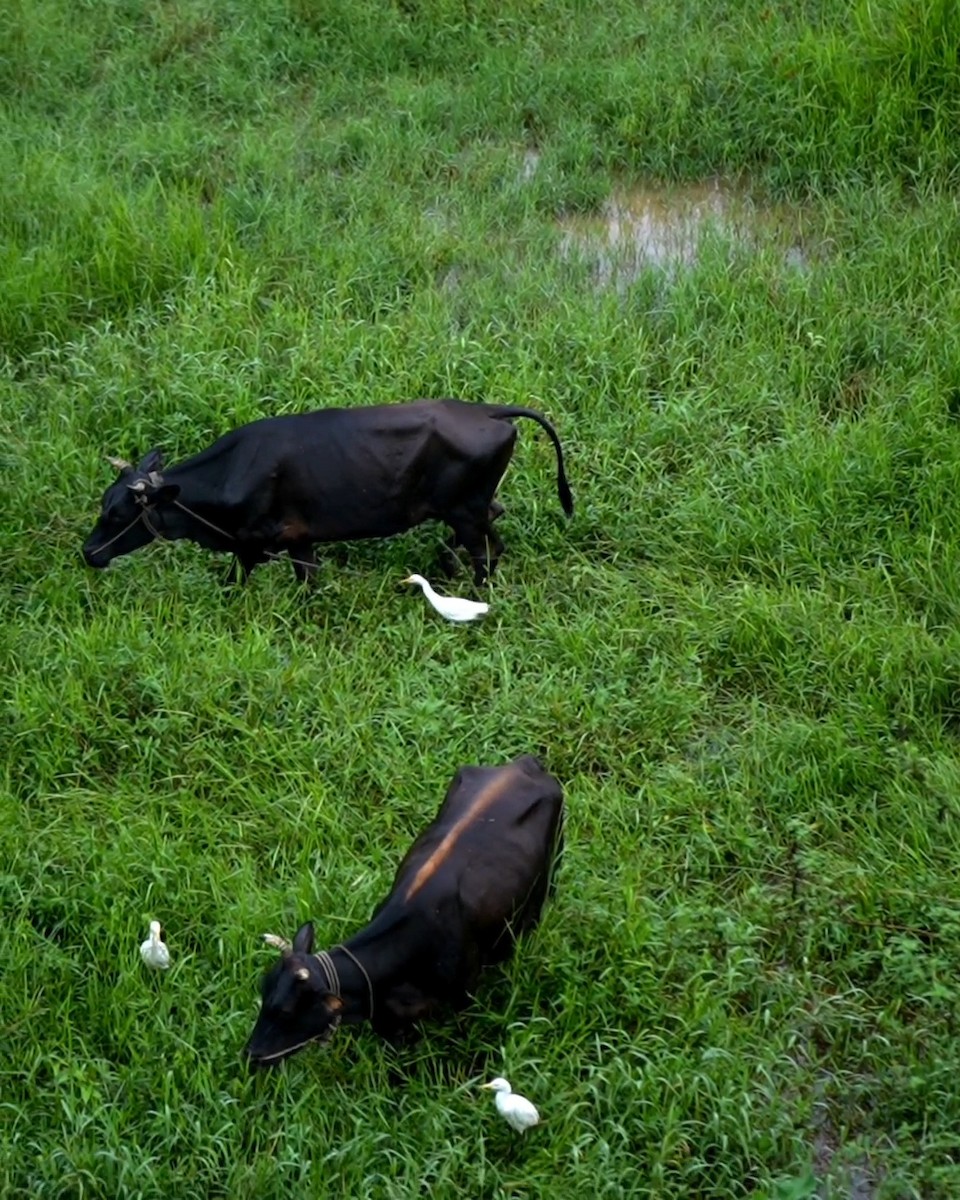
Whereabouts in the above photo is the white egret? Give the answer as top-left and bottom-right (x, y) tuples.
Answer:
(140, 920), (171, 970)
(402, 574), (489, 623)
(483, 1077), (540, 1133)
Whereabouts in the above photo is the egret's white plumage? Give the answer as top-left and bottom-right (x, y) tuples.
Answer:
(140, 920), (170, 970)
(483, 1077), (540, 1133)
(403, 574), (489, 623)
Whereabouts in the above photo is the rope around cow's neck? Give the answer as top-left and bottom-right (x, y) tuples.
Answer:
(315, 945), (374, 1021)
(336, 944), (375, 1022)
(314, 949), (341, 997)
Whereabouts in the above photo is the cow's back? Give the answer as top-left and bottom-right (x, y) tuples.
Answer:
(206, 401), (513, 541)
(393, 756), (563, 925)
(204, 400), (505, 460)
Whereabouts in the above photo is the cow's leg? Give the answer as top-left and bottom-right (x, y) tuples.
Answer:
(441, 502), (503, 581)
(477, 528), (505, 585)
(287, 542), (318, 584)
(437, 515), (503, 578)
(459, 439), (513, 582)
(454, 516), (504, 586)
(378, 1020), (424, 1048)
(436, 530), (461, 579)
(442, 503), (503, 577)
(223, 547), (266, 586)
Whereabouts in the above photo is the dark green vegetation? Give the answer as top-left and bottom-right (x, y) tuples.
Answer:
(3, 0), (960, 1195)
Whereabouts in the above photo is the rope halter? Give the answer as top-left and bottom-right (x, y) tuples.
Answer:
(316, 945), (375, 1022)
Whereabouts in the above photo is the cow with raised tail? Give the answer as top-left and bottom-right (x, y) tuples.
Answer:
(81, 399), (573, 586)
(245, 755), (564, 1067)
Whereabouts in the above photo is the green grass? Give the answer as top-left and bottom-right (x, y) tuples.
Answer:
(3, 1), (960, 1196)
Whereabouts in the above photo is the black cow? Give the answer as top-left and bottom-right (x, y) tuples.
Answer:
(245, 755), (564, 1067)
(82, 399), (573, 585)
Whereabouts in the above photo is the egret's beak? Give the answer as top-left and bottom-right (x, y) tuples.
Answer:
(481, 1082), (495, 1090)
(401, 576), (414, 584)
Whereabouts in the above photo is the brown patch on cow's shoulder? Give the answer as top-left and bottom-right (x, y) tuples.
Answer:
(404, 768), (517, 902)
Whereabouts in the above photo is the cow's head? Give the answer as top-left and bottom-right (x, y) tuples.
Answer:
(82, 450), (181, 567)
(245, 922), (344, 1069)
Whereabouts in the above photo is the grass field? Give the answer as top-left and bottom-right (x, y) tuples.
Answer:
(3, 1), (960, 1196)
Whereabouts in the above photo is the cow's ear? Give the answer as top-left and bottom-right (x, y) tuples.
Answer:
(292, 922), (315, 955)
(137, 449), (164, 474)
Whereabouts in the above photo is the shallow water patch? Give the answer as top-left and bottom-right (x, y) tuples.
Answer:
(559, 179), (814, 286)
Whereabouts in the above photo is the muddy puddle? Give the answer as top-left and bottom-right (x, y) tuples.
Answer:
(558, 178), (814, 285)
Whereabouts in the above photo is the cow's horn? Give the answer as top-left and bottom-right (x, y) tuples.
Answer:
(106, 456), (132, 472)
(128, 479), (148, 494)
(295, 967), (310, 981)
(262, 933), (291, 952)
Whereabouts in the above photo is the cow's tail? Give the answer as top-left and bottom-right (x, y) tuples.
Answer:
(487, 406), (574, 517)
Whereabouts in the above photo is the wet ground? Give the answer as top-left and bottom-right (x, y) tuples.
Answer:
(557, 178), (815, 284)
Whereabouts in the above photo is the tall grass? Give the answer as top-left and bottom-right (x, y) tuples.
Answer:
(3, 1), (960, 1196)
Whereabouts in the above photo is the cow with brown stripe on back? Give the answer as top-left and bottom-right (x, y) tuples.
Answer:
(245, 755), (564, 1066)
